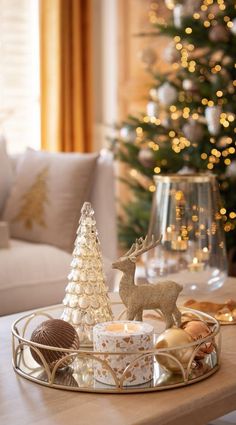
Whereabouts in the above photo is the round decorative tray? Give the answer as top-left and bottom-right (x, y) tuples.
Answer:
(12, 303), (221, 394)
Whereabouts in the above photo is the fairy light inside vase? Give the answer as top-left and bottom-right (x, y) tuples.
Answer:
(188, 257), (204, 272)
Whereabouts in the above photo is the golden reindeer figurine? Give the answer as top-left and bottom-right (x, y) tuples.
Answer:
(112, 235), (182, 328)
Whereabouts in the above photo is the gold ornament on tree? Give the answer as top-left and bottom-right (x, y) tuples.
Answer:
(14, 166), (49, 229)
(61, 202), (113, 346)
(112, 235), (182, 328)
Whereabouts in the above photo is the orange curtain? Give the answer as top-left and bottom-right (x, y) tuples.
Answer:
(40, 0), (93, 152)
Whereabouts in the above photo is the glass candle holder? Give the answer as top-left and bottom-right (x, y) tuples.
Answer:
(146, 174), (227, 294)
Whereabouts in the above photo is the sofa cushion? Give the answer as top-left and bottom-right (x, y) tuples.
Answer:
(3, 149), (98, 252)
(0, 137), (13, 217)
(0, 239), (116, 315)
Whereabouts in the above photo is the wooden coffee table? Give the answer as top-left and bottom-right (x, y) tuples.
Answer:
(1, 278), (236, 425)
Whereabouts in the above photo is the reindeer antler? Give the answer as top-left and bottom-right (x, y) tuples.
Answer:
(128, 235), (161, 258)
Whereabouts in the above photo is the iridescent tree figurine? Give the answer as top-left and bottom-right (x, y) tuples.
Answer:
(61, 202), (113, 346)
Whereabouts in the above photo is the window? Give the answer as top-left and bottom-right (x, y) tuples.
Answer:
(0, 0), (40, 153)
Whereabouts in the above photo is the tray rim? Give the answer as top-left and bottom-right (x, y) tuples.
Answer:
(12, 362), (220, 394)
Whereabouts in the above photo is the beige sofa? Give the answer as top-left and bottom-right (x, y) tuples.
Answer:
(0, 149), (117, 315)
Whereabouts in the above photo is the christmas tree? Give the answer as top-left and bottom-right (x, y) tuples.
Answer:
(114, 0), (236, 255)
(61, 202), (113, 346)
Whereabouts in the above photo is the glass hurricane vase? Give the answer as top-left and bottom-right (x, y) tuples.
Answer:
(146, 174), (227, 294)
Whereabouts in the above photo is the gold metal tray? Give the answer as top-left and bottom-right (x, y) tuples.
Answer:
(12, 304), (221, 394)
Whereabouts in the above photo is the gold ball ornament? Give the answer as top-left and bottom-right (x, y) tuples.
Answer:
(155, 328), (194, 373)
(182, 320), (213, 359)
(30, 319), (80, 370)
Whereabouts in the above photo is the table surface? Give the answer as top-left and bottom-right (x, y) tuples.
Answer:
(1, 278), (236, 425)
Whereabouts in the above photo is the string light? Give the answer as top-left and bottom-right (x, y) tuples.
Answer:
(220, 208), (227, 215)
(136, 127), (143, 136)
(149, 185), (156, 192)
(185, 27), (192, 34)
(207, 163), (214, 169)
(154, 166), (161, 174)
(188, 44), (195, 51)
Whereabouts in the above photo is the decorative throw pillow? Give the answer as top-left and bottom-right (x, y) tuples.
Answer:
(0, 136), (13, 217)
(3, 149), (98, 252)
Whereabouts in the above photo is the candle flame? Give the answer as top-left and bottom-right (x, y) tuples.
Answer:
(203, 247), (208, 253)
(193, 257), (198, 264)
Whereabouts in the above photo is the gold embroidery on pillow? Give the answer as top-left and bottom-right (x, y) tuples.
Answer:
(14, 166), (49, 229)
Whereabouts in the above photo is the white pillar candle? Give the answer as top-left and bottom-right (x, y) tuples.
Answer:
(93, 321), (154, 387)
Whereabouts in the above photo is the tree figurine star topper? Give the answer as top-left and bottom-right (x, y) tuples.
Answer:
(61, 202), (113, 346)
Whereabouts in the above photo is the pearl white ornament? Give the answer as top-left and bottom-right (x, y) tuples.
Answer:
(226, 161), (236, 177)
(205, 106), (222, 136)
(120, 126), (135, 142)
(230, 18), (236, 35)
(163, 42), (180, 63)
(183, 120), (204, 143)
(178, 166), (195, 175)
(182, 79), (197, 91)
(209, 25), (229, 43)
(157, 82), (178, 106)
(149, 87), (159, 101)
(138, 148), (155, 168)
(173, 4), (186, 28)
(146, 101), (159, 117)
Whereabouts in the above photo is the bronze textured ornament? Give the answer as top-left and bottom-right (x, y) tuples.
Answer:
(112, 235), (182, 328)
(30, 319), (80, 370)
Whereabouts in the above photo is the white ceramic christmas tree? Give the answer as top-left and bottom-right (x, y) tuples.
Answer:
(61, 202), (113, 346)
